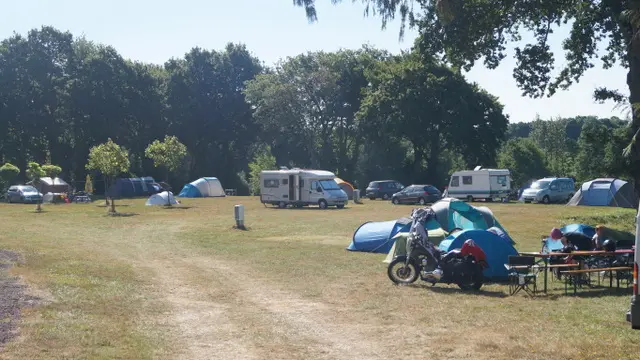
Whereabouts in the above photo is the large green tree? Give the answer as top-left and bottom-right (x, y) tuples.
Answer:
(86, 138), (130, 213)
(357, 51), (508, 186)
(295, 0), (640, 189)
(244, 47), (389, 180)
(497, 138), (548, 189)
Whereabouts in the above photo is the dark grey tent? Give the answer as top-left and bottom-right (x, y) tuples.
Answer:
(567, 178), (638, 209)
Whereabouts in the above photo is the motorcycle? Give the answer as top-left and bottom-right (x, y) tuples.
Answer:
(386, 220), (487, 291)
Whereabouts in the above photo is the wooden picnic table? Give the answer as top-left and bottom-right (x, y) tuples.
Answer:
(517, 249), (635, 293)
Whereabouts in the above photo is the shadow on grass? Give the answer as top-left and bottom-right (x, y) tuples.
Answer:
(96, 204), (130, 208)
(265, 206), (351, 211)
(105, 212), (138, 217)
(539, 287), (633, 300)
(406, 283), (509, 298)
(160, 206), (193, 210)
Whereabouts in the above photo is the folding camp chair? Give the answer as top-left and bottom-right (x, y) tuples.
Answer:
(507, 255), (538, 296)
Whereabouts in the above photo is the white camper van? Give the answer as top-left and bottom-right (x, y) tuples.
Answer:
(446, 167), (511, 202)
(260, 169), (348, 209)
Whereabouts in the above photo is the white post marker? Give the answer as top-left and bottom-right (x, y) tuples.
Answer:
(353, 189), (361, 204)
(234, 204), (245, 229)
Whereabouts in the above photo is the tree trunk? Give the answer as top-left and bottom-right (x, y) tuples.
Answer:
(429, 134), (441, 187)
(627, 21), (640, 196)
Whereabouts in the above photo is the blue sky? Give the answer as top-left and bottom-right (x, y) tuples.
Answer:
(1, 0), (630, 123)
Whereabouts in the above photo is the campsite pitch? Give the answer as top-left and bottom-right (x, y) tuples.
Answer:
(0, 198), (638, 359)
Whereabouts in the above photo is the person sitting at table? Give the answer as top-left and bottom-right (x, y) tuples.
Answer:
(549, 228), (593, 280)
(550, 228), (593, 251)
(592, 225), (607, 250)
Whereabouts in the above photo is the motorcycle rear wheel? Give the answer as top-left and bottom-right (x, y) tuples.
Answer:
(387, 257), (419, 285)
(457, 268), (484, 291)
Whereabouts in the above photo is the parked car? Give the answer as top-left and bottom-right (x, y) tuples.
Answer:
(392, 185), (441, 205)
(6, 185), (43, 203)
(366, 180), (404, 200)
(521, 177), (575, 204)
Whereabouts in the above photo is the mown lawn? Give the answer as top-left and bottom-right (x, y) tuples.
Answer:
(0, 197), (637, 359)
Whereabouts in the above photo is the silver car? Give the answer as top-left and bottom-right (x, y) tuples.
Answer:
(521, 177), (575, 204)
(6, 185), (43, 203)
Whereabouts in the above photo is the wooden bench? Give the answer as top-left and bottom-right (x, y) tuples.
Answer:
(561, 267), (633, 295)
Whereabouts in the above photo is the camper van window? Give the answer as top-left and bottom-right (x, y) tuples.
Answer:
(264, 179), (279, 188)
(282, 179), (288, 185)
(451, 176), (459, 187)
(462, 176), (473, 185)
(319, 180), (340, 190)
(497, 175), (507, 186)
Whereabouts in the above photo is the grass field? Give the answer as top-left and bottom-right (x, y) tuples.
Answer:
(0, 197), (638, 359)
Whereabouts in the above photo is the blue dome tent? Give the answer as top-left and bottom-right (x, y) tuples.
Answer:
(347, 217), (444, 253)
(347, 198), (514, 253)
(567, 178), (638, 209)
(178, 177), (225, 198)
(438, 229), (519, 281)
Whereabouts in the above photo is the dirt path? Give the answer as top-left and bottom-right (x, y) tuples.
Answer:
(140, 253), (388, 360)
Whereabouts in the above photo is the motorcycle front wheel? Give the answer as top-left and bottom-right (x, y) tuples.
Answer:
(387, 256), (419, 285)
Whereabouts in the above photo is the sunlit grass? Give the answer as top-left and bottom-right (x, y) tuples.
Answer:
(0, 198), (637, 359)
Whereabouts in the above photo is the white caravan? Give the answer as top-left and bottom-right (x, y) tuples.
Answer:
(446, 167), (511, 202)
(260, 169), (348, 209)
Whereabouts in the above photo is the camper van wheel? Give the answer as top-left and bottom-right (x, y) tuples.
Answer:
(466, 195), (473, 202)
(318, 200), (328, 209)
(278, 201), (287, 209)
(542, 195), (550, 204)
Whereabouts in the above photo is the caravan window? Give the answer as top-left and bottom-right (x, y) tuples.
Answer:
(497, 175), (507, 186)
(451, 176), (459, 187)
(462, 176), (473, 185)
(282, 179), (288, 185)
(264, 179), (279, 188)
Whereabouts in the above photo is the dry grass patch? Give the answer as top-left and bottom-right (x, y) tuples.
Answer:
(0, 198), (638, 359)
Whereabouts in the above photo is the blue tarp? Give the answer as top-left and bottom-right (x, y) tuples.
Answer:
(543, 223), (595, 251)
(438, 229), (519, 281)
(347, 218), (443, 253)
(108, 177), (160, 198)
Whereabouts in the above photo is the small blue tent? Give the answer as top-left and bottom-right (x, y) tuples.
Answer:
(567, 178), (638, 209)
(178, 177), (226, 198)
(108, 177), (160, 198)
(438, 229), (519, 281)
(347, 217), (443, 253)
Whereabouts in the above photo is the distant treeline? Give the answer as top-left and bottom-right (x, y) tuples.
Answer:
(0, 27), (634, 194)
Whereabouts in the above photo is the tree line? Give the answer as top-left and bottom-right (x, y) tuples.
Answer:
(498, 116), (632, 189)
(0, 26), (634, 196)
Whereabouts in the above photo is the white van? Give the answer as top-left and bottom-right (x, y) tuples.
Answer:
(260, 169), (348, 209)
(447, 167), (511, 202)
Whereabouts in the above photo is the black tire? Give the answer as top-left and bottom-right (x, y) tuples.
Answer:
(278, 201), (287, 209)
(387, 256), (419, 285)
(392, 197), (400, 205)
(542, 195), (550, 204)
(336, 204), (345, 209)
(382, 193), (390, 200)
(457, 267), (484, 291)
(318, 199), (328, 209)
(418, 197), (426, 205)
